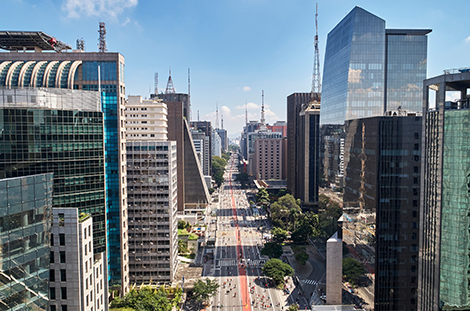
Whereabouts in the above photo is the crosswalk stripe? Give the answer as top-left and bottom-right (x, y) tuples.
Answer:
(301, 279), (318, 285)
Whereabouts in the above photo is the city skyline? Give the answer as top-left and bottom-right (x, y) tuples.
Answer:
(1, 0), (469, 136)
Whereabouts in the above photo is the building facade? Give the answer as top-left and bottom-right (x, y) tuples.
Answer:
(211, 129), (222, 157)
(0, 173), (52, 311)
(49, 208), (107, 311)
(215, 128), (228, 152)
(286, 92), (320, 206)
(418, 70), (470, 311)
(343, 114), (422, 310)
(0, 46), (129, 292)
(125, 96), (179, 284)
(254, 137), (283, 180)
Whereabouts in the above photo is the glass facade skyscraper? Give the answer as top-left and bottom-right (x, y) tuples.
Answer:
(0, 173), (52, 311)
(321, 6), (430, 126)
(0, 51), (129, 293)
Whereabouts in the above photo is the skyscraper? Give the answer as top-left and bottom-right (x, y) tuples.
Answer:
(286, 92), (320, 206)
(419, 70), (470, 310)
(0, 32), (129, 292)
(320, 7), (430, 187)
(0, 173), (52, 311)
(125, 96), (178, 285)
(343, 113), (422, 310)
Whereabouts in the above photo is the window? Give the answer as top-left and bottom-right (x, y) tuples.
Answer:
(59, 234), (65, 246)
(50, 269), (55, 282)
(61, 306), (67, 311)
(51, 233), (54, 246)
(60, 269), (66, 282)
(50, 305), (56, 311)
(61, 287), (67, 299)
(58, 213), (65, 226)
(50, 252), (55, 263)
(50, 287), (56, 300)
(60, 251), (66, 263)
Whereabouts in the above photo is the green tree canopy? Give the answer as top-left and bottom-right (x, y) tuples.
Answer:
(260, 242), (283, 258)
(295, 251), (309, 266)
(110, 286), (180, 311)
(191, 278), (219, 303)
(212, 156), (227, 187)
(291, 212), (319, 244)
(256, 187), (269, 204)
(343, 258), (365, 285)
(318, 195), (343, 238)
(262, 258), (294, 286)
(271, 227), (288, 244)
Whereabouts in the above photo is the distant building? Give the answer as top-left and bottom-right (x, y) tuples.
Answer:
(212, 129), (222, 157)
(125, 96), (179, 285)
(267, 121), (287, 137)
(0, 173), (52, 311)
(216, 128), (229, 152)
(191, 130), (211, 176)
(152, 89), (209, 213)
(419, 70), (470, 310)
(254, 137), (284, 180)
(50, 208), (107, 311)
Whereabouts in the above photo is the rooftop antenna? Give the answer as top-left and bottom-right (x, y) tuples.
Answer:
(216, 102), (219, 129)
(188, 68), (191, 120)
(245, 100), (248, 125)
(221, 114), (224, 129)
(260, 90), (266, 126)
(154, 72), (158, 94)
(98, 22), (107, 53)
(165, 67), (176, 94)
(312, 3), (321, 95)
(197, 110), (200, 121)
(76, 37), (85, 51)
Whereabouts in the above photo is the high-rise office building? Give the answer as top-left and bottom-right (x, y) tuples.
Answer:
(191, 130), (211, 176)
(152, 91), (209, 213)
(343, 113), (422, 310)
(49, 208), (107, 311)
(212, 129), (222, 157)
(0, 173), (52, 311)
(216, 128), (228, 152)
(0, 32), (128, 292)
(253, 137), (284, 180)
(267, 121), (287, 137)
(419, 70), (470, 311)
(286, 92), (320, 206)
(125, 96), (178, 285)
(320, 7), (430, 187)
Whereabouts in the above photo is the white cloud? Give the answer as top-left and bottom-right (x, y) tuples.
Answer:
(121, 17), (130, 26)
(465, 36), (470, 43)
(243, 86), (251, 92)
(235, 102), (259, 110)
(62, 0), (138, 19)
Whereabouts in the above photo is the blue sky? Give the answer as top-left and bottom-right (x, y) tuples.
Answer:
(1, 0), (469, 137)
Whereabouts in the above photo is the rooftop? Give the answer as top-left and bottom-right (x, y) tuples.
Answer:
(0, 31), (71, 52)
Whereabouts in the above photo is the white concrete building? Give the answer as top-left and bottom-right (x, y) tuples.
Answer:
(125, 95), (179, 285)
(211, 129), (222, 157)
(50, 208), (107, 311)
(191, 130), (210, 176)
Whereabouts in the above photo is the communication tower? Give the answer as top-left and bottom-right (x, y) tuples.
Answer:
(165, 67), (176, 94)
(98, 22), (107, 53)
(312, 3), (321, 95)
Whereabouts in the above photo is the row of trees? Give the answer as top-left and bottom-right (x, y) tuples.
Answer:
(110, 286), (182, 311)
(211, 156), (227, 187)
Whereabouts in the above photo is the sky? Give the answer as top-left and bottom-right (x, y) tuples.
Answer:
(1, 0), (469, 137)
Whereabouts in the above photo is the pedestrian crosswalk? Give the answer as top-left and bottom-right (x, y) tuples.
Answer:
(218, 259), (237, 266)
(301, 279), (319, 285)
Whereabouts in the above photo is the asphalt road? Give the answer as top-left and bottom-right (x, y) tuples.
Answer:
(202, 155), (295, 310)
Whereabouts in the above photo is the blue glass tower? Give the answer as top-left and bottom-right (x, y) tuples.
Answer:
(321, 6), (431, 125)
(0, 50), (129, 294)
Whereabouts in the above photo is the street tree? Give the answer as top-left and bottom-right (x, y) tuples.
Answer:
(287, 304), (299, 311)
(295, 251), (309, 266)
(256, 187), (269, 204)
(271, 227), (288, 244)
(110, 286), (178, 311)
(291, 212), (319, 244)
(262, 258), (294, 286)
(260, 242), (283, 258)
(192, 278), (219, 305)
(343, 258), (365, 285)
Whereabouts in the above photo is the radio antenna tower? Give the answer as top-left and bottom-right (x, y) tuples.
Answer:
(154, 73), (158, 94)
(98, 22), (107, 53)
(216, 102), (219, 129)
(260, 90), (266, 126)
(221, 114), (224, 129)
(165, 67), (176, 94)
(76, 37), (85, 51)
(311, 3), (321, 95)
(188, 68), (191, 120)
(245, 100), (248, 125)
